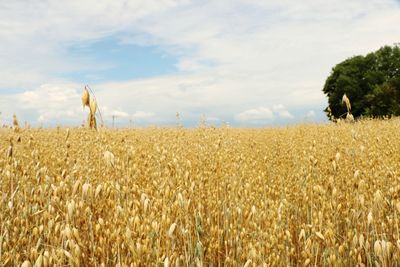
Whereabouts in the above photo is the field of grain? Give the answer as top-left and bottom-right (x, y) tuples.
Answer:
(1, 120), (400, 266)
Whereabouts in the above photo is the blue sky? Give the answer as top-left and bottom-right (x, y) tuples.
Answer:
(0, 0), (399, 127)
(65, 37), (179, 83)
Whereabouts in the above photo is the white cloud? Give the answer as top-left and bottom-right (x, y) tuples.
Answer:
(12, 84), (83, 124)
(235, 104), (294, 123)
(101, 106), (130, 118)
(0, 1), (176, 89)
(207, 116), (220, 122)
(132, 111), (155, 119)
(272, 104), (294, 119)
(306, 110), (316, 118)
(0, 0), (399, 125)
(111, 110), (129, 118)
(235, 107), (274, 122)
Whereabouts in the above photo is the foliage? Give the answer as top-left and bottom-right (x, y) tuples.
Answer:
(323, 45), (400, 120)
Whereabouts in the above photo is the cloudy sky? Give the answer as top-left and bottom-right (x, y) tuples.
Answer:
(0, 0), (399, 127)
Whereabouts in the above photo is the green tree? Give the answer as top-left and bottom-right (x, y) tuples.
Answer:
(323, 45), (400, 120)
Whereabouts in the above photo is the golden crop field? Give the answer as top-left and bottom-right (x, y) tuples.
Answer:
(1, 119), (400, 266)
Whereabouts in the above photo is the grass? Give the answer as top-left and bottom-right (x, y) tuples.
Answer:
(1, 119), (400, 266)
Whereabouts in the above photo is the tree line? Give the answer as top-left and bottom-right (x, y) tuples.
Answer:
(323, 45), (400, 120)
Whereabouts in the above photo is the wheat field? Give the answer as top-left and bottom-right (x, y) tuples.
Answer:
(1, 119), (400, 266)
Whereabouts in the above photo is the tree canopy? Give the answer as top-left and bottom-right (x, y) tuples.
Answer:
(323, 45), (400, 120)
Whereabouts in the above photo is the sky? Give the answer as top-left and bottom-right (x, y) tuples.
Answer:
(0, 0), (399, 127)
